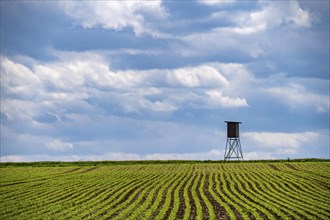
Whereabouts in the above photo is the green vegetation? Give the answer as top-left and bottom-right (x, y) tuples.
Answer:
(1, 161), (329, 219)
(1, 158), (328, 167)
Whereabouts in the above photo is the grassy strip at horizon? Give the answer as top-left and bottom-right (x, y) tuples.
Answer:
(1, 162), (329, 219)
(1, 158), (329, 167)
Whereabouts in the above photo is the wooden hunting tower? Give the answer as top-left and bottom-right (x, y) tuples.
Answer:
(224, 121), (243, 161)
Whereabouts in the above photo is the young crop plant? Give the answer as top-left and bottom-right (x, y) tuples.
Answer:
(166, 171), (191, 220)
(75, 168), (142, 219)
(207, 172), (234, 220)
(126, 169), (174, 220)
(142, 172), (181, 219)
(93, 170), (158, 219)
(112, 172), (167, 220)
(263, 172), (329, 219)
(153, 171), (185, 220)
(198, 169), (216, 220)
(240, 172), (286, 220)
(249, 171), (305, 219)
(225, 171), (263, 219)
(233, 171), (276, 220)
(218, 172), (251, 220)
(182, 169), (198, 220)
(190, 171), (203, 220)
(212, 170), (241, 219)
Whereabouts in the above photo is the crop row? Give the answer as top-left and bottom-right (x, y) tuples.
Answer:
(0, 162), (329, 219)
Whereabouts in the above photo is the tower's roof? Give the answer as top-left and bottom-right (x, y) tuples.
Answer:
(224, 121), (242, 124)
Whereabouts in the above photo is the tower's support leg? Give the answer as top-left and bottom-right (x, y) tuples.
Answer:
(224, 138), (243, 161)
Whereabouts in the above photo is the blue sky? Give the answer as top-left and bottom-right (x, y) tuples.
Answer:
(1, 0), (329, 162)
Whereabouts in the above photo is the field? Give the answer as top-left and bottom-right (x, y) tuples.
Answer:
(0, 161), (329, 219)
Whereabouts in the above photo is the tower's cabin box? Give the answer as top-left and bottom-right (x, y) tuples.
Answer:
(225, 121), (241, 138)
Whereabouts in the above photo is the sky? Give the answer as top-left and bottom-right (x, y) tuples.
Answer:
(0, 0), (329, 162)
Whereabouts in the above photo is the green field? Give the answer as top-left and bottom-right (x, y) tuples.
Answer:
(1, 161), (329, 219)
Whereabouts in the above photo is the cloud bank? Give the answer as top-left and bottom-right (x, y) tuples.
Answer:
(60, 1), (167, 36)
(1, 0), (329, 161)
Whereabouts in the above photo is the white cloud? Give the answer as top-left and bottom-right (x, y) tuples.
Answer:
(243, 131), (320, 152)
(214, 1), (311, 35)
(0, 149), (222, 162)
(266, 83), (330, 113)
(0, 56), (42, 97)
(59, 1), (167, 36)
(112, 93), (177, 114)
(1, 99), (38, 122)
(2, 54), (326, 121)
(246, 1), (311, 28)
(34, 55), (231, 91)
(242, 130), (329, 159)
(168, 65), (229, 88)
(213, 63), (256, 83)
(181, 1), (312, 60)
(179, 27), (265, 59)
(197, 0), (235, 6)
(46, 139), (74, 151)
(243, 151), (276, 160)
(1, 55), (247, 120)
(58, 0), (311, 39)
(0, 155), (27, 163)
(144, 149), (222, 160)
(1, 110), (226, 161)
(206, 90), (248, 108)
(1, 54), (327, 161)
